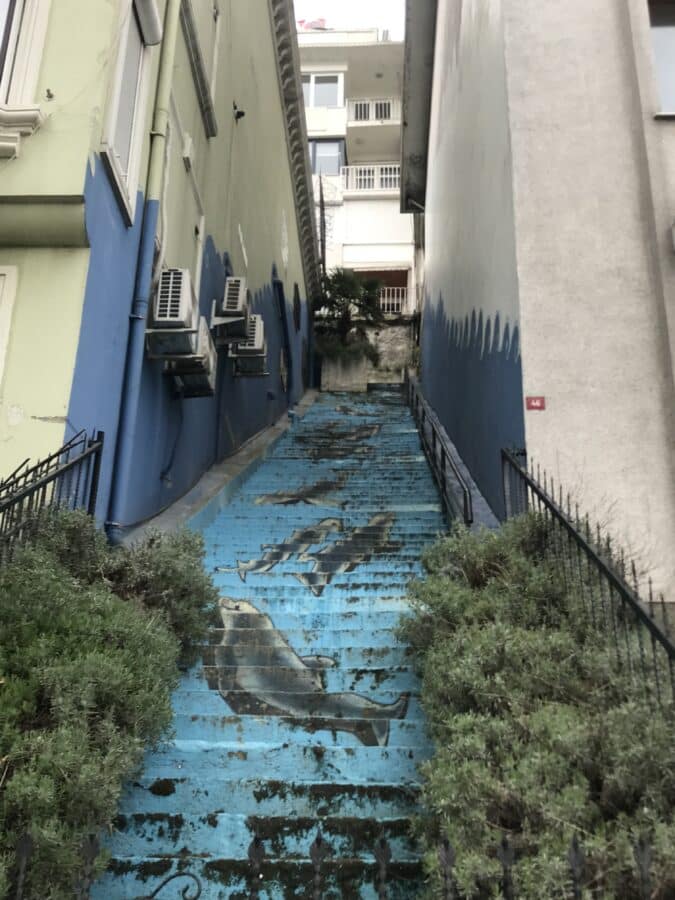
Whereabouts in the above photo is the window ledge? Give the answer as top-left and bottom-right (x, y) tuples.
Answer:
(654, 112), (675, 121)
(0, 105), (43, 158)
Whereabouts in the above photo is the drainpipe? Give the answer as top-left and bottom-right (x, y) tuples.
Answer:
(106, 0), (182, 542)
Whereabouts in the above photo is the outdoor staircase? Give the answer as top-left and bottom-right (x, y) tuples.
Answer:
(92, 389), (445, 898)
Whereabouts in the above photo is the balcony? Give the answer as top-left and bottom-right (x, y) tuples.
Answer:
(347, 97), (402, 124)
(346, 97), (401, 159)
(379, 287), (408, 315)
(341, 164), (400, 193)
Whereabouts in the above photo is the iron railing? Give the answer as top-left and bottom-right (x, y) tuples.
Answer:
(0, 430), (104, 564)
(502, 448), (675, 709)
(405, 374), (473, 526)
(347, 97), (402, 123)
(340, 163), (400, 192)
(379, 286), (407, 315)
(243, 829), (659, 898)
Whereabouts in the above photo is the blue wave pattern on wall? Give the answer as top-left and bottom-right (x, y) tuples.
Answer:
(91, 389), (444, 898)
(68, 156), (310, 529)
(421, 298), (526, 518)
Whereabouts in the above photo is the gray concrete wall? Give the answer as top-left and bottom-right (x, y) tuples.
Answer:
(420, 0), (525, 517)
(504, 0), (675, 593)
(320, 324), (413, 391)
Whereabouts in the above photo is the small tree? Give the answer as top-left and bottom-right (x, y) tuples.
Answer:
(314, 268), (384, 363)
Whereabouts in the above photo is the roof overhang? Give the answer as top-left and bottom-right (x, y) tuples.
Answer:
(400, 0), (438, 213)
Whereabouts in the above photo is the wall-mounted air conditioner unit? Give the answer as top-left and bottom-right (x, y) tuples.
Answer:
(229, 314), (267, 375)
(154, 268), (195, 328)
(211, 277), (249, 345)
(146, 268), (199, 358)
(220, 277), (247, 317)
(165, 317), (217, 397)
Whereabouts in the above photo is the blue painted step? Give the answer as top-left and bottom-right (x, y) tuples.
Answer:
(93, 390), (445, 898)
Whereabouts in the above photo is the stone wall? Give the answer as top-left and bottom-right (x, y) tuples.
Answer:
(320, 323), (414, 391)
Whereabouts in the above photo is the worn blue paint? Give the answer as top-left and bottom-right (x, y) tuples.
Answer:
(92, 390), (444, 898)
(66, 157), (145, 522)
(420, 299), (525, 519)
(66, 155), (311, 530)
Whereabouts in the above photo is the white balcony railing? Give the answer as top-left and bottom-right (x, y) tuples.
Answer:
(341, 164), (400, 192)
(348, 97), (402, 123)
(379, 287), (408, 315)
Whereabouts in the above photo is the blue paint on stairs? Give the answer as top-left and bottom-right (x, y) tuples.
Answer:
(92, 390), (445, 898)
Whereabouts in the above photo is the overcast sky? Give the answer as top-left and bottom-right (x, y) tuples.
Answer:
(294, 0), (405, 40)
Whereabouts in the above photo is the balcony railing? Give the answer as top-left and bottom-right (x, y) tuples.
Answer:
(379, 287), (407, 315)
(348, 97), (401, 123)
(341, 164), (400, 192)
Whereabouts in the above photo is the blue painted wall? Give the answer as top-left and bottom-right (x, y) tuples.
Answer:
(420, 300), (525, 519)
(66, 158), (144, 522)
(419, 0), (526, 519)
(67, 157), (310, 530)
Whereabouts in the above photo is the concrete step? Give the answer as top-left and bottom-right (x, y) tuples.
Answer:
(170, 692), (426, 722)
(105, 813), (420, 861)
(122, 776), (421, 819)
(93, 855), (424, 899)
(139, 742), (430, 784)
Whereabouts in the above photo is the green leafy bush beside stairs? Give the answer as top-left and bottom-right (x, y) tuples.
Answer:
(0, 511), (218, 899)
(401, 516), (675, 899)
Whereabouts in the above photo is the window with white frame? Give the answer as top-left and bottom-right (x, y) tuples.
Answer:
(649, 1), (675, 111)
(0, 0), (51, 153)
(102, 0), (161, 224)
(0, 0), (18, 91)
(301, 72), (344, 108)
(0, 266), (17, 389)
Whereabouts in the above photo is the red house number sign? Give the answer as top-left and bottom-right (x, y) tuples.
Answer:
(526, 396), (546, 411)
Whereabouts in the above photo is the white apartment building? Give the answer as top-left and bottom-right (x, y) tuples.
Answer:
(298, 25), (417, 317)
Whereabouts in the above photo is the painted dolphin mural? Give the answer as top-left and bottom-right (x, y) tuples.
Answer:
(217, 518), (344, 581)
(206, 599), (409, 747)
(295, 513), (400, 596)
(254, 476), (347, 508)
(297, 424), (381, 460)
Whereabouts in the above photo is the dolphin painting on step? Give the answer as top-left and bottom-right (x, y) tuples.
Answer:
(295, 513), (400, 596)
(220, 513), (400, 592)
(254, 475), (348, 508)
(296, 423), (381, 459)
(217, 518), (344, 579)
(206, 599), (409, 747)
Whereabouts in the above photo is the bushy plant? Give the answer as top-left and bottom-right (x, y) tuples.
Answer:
(402, 516), (675, 899)
(0, 510), (219, 898)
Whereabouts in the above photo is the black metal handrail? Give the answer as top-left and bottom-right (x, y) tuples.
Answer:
(0, 430), (104, 564)
(502, 447), (675, 708)
(405, 374), (473, 525)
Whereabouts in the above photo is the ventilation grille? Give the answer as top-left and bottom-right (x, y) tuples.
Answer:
(223, 276), (247, 314)
(239, 314), (262, 350)
(157, 270), (185, 321)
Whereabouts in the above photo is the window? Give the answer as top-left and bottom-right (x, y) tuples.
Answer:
(649, 2), (675, 111)
(309, 139), (345, 176)
(102, 1), (161, 223)
(314, 75), (339, 107)
(0, 0), (18, 91)
(301, 72), (344, 108)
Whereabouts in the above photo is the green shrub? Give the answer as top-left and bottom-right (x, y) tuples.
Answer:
(31, 510), (219, 658)
(403, 516), (675, 899)
(0, 510), (219, 898)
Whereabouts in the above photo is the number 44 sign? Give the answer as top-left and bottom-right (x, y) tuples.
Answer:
(526, 396), (546, 411)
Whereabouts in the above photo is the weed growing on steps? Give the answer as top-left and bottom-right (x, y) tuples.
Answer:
(401, 516), (675, 899)
(0, 510), (219, 899)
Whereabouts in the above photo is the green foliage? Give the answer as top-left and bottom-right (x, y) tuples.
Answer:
(0, 510), (218, 898)
(402, 516), (675, 899)
(315, 267), (384, 364)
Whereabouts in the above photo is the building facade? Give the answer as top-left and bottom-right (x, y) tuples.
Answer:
(298, 25), (417, 318)
(0, 0), (319, 535)
(402, 0), (675, 594)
